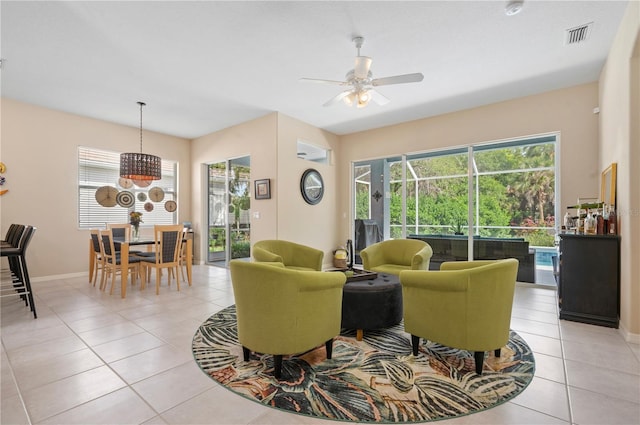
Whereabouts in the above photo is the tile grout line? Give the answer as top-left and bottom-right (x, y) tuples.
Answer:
(1, 338), (34, 425)
(556, 291), (576, 425)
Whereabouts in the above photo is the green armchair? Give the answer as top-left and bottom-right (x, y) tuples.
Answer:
(360, 239), (433, 275)
(252, 239), (324, 271)
(229, 260), (346, 379)
(400, 258), (519, 375)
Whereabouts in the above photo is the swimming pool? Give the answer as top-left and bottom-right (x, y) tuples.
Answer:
(534, 246), (558, 267)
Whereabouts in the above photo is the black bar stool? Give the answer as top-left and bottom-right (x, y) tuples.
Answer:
(0, 225), (37, 318)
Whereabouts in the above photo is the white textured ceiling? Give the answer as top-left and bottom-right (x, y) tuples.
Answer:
(0, 1), (629, 139)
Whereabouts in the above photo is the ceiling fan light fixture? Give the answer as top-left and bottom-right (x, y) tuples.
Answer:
(119, 101), (162, 181)
(356, 90), (371, 108)
(343, 92), (356, 106)
(301, 35), (423, 108)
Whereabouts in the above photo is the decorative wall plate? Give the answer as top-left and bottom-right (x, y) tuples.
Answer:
(95, 186), (118, 207)
(164, 200), (177, 212)
(116, 191), (135, 208)
(144, 202), (154, 212)
(132, 179), (152, 188)
(137, 192), (147, 202)
(149, 187), (165, 202)
(118, 177), (133, 189)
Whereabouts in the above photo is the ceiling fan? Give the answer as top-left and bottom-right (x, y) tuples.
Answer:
(300, 36), (424, 108)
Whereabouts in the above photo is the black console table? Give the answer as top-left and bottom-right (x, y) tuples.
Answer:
(558, 234), (620, 328)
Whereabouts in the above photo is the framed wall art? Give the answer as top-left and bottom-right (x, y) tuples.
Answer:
(601, 162), (617, 208)
(254, 178), (271, 200)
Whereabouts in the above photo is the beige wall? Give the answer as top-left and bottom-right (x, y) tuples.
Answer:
(598, 0), (640, 340)
(275, 114), (342, 266)
(190, 113), (278, 263)
(0, 98), (191, 279)
(338, 83), (601, 241)
(190, 112), (341, 268)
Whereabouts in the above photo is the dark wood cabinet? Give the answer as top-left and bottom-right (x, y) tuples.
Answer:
(558, 234), (620, 327)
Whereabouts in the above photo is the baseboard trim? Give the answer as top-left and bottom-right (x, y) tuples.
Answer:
(31, 272), (86, 283)
(618, 321), (640, 344)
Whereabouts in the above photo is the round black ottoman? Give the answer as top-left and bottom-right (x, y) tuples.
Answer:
(341, 273), (403, 340)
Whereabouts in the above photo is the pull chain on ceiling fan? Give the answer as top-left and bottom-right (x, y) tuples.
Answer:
(300, 36), (424, 108)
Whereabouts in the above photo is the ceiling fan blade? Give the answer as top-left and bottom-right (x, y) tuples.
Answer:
(323, 90), (353, 107)
(372, 72), (424, 86)
(354, 56), (372, 79)
(370, 90), (390, 106)
(299, 78), (347, 85)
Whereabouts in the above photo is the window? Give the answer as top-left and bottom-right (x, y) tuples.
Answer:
(78, 146), (177, 229)
(297, 140), (331, 164)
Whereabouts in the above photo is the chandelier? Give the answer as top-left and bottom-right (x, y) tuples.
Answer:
(119, 101), (161, 181)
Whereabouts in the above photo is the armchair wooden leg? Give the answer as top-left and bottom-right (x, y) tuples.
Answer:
(474, 351), (485, 375)
(494, 348), (501, 358)
(273, 355), (283, 379)
(411, 335), (420, 356)
(242, 346), (250, 361)
(325, 339), (333, 359)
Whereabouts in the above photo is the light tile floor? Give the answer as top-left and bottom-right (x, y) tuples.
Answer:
(2, 266), (639, 425)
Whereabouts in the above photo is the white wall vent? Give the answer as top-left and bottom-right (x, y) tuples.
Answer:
(566, 22), (593, 45)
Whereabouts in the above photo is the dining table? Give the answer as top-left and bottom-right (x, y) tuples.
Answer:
(88, 235), (193, 298)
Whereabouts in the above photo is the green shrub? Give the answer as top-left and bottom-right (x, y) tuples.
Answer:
(231, 241), (250, 259)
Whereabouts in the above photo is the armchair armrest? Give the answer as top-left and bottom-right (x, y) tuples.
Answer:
(253, 246), (283, 263)
(400, 270), (468, 293)
(360, 244), (384, 269)
(440, 260), (496, 271)
(292, 244), (324, 271)
(411, 244), (433, 270)
(297, 270), (347, 293)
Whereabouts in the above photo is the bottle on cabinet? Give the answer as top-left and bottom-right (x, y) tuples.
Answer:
(608, 206), (617, 235)
(597, 214), (605, 234)
(584, 210), (596, 235)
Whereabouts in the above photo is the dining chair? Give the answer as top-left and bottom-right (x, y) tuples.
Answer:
(107, 223), (143, 254)
(107, 223), (131, 240)
(139, 224), (184, 295)
(177, 228), (191, 283)
(100, 229), (141, 295)
(89, 229), (106, 286)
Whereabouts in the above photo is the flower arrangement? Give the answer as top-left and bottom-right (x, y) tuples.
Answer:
(129, 211), (143, 227)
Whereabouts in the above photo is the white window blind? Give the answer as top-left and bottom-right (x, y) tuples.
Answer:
(78, 146), (177, 229)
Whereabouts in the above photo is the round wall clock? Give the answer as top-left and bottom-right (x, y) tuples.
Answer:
(95, 186), (118, 207)
(144, 202), (154, 212)
(164, 200), (177, 212)
(118, 177), (133, 189)
(300, 168), (324, 205)
(149, 187), (165, 202)
(116, 191), (135, 208)
(132, 179), (152, 188)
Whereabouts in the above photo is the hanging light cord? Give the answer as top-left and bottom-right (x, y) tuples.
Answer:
(138, 101), (146, 153)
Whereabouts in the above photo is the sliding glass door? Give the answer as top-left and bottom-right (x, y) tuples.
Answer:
(352, 135), (557, 284)
(207, 156), (251, 266)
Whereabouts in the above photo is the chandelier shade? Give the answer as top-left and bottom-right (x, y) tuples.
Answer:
(119, 101), (162, 181)
(119, 152), (162, 180)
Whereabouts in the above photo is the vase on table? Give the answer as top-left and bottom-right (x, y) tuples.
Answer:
(132, 225), (139, 240)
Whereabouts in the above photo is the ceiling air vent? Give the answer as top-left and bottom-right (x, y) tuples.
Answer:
(566, 22), (593, 45)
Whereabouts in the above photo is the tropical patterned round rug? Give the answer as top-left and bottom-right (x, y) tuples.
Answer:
(192, 305), (535, 423)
